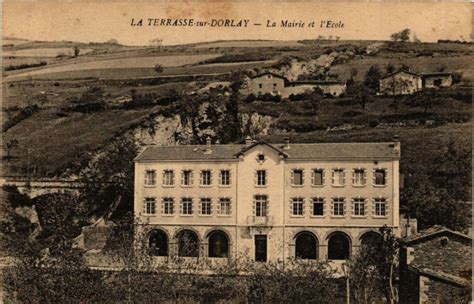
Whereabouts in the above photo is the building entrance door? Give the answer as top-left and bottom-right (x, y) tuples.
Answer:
(255, 235), (267, 262)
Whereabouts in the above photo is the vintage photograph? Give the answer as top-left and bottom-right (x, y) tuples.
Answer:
(0, 1), (472, 303)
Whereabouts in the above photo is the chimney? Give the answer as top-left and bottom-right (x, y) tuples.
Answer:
(283, 137), (290, 150)
(215, 139), (220, 145)
(245, 136), (252, 147)
(393, 134), (399, 142)
(205, 136), (212, 154)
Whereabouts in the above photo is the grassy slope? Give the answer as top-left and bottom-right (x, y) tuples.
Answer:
(2, 107), (162, 176)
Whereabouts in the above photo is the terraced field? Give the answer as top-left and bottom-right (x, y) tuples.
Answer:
(3, 47), (94, 57)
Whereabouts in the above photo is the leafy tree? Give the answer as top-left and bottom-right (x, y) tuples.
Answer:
(390, 28), (411, 42)
(386, 63), (395, 74)
(306, 87), (324, 115)
(79, 136), (139, 219)
(73, 46), (80, 57)
(400, 63), (411, 71)
(404, 90), (441, 113)
(219, 90), (242, 143)
(346, 82), (371, 111)
(4, 138), (19, 158)
(154, 63), (164, 74)
(363, 65), (382, 91)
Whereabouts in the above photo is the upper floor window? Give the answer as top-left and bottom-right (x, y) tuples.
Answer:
(374, 198), (387, 217)
(311, 169), (324, 186)
(332, 169), (345, 186)
(144, 170), (156, 186)
(181, 198), (193, 215)
(254, 195), (268, 217)
(219, 170), (231, 186)
(163, 170), (175, 186)
(374, 169), (387, 186)
(200, 170), (212, 186)
(353, 169), (366, 186)
(353, 198), (365, 217)
(258, 83), (263, 88)
(181, 170), (193, 186)
(144, 197), (156, 215)
(291, 197), (304, 216)
(312, 197), (325, 216)
(218, 198), (231, 215)
(332, 198), (345, 217)
(162, 197), (174, 215)
(256, 170), (267, 186)
(291, 169), (304, 186)
(200, 198), (212, 216)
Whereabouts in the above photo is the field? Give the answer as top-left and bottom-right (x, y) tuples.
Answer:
(2, 107), (162, 176)
(2, 47), (94, 57)
(330, 55), (474, 82)
(194, 40), (304, 48)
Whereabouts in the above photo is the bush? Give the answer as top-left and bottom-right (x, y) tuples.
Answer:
(288, 93), (309, 101)
(4, 61), (47, 71)
(2, 104), (40, 132)
(369, 119), (379, 128)
(245, 94), (257, 103)
(342, 110), (364, 118)
(274, 116), (326, 133)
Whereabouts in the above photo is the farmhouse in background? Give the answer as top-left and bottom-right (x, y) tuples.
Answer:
(422, 72), (453, 89)
(379, 70), (453, 95)
(247, 72), (346, 98)
(134, 137), (400, 266)
(379, 70), (423, 95)
(399, 226), (472, 303)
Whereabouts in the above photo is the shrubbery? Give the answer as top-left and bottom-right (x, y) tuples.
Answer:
(4, 61), (47, 71)
(2, 104), (40, 132)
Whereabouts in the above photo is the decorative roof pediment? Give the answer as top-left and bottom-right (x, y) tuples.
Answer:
(234, 141), (289, 158)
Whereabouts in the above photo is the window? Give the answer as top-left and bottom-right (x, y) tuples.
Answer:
(177, 230), (199, 257)
(181, 170), (193, 186)
(200, 170), (212, 186)
(291, 197), (304, 216)
(145, 170), (156, 186)
(163, 170), (175, 186)
(374, 198), (387, 217)
(256, 170), (267, 186)
(208, 231), (229, 258)
(328, 232), (351, 260)
(200, 198), (212, 216)
(353, 198), (365, 216)
(218, 198), (231, 215)
(181, 198), (193, 215)
(374, 169), (386, 186)
(353, 169), (366, 186)
(295, 232), (318, 260)
(332, 169), (345, 186)
(144, 197), (156, 215)
(332, 198), (345, 217)
(273, 83), (277, 87)
(312, 198), (325, 216)
(219, 170), (230, 186)
(254, 195), (268, 217)
(148, 229), (168, 257)
(312, 169), (324, 186)
(162, 198), (174, 215)
(257, 154), (265, 161)
(258, 83), (263, 88)
(291, 169), (304, 186)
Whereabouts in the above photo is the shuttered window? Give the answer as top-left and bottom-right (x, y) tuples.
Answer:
(144, 170), (156, 186)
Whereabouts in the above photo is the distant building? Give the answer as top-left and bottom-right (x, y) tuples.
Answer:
(379, 70), (453, 95)
(134, 137), (400, 265)
(379, 70), (423, 95)
(247, 72), (346, 98)
(422, 72), (453, 89)
(399, 226), (472, 303)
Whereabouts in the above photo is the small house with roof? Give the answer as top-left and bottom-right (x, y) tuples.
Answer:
(399, 226), (472, 303)
(422, 72), (453, 89)
(379, 70), (423, 95)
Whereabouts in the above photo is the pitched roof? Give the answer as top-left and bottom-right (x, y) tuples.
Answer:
(290, 80), (346, 85)
(250, 72), (289, 82)
(135, 141), (400, 162)
(380, 69), (421, 80)
(408, 265), (471, 287)
(421, 72), (453, 77)
(400, 225), (472, 245)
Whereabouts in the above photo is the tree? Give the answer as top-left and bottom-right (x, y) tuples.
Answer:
(346, 82), (371, 111)
(390, 28), (411, 42)
(79, 136), (139, 219)
(363, 65), (382, 91)
(400, 63), (411, 71)
(4, 138), (19, 158)
(386, 63), (395, 74)
(306, 87), (324, 115)
(154, 63), (164, 74)
(73, 46), (80, 57)
(404, 90), (441, 113)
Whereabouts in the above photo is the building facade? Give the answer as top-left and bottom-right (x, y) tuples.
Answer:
(379, 70), (423, 95)
(247, 72), (346, 98)
(134, 138), (400, 264)
(422, 72), (453, 89)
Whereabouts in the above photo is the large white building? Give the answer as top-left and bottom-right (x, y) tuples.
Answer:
(134, 137), (400, 263)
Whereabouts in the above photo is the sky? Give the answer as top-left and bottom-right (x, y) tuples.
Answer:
(3, 1), (472, 46)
